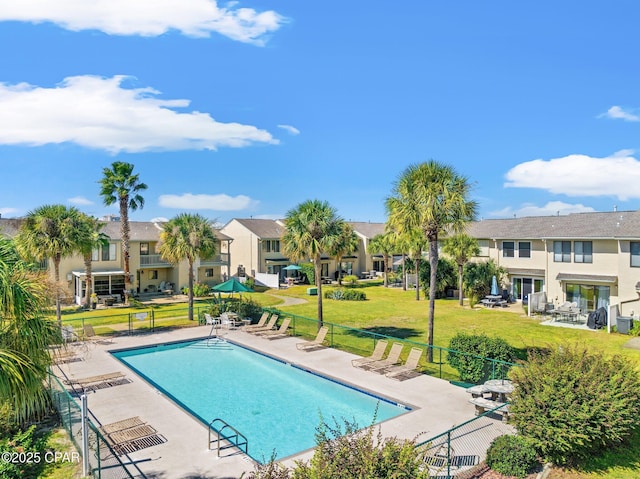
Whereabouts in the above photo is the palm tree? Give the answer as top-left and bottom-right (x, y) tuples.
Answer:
(386, 161), (477, 362)
(442, 234), (480, 306)
(282, 200), (344, 328)
(400, 229), (427, 300)
(77, 214), (110, 308)
(15, 204), (85, 324)
(157, 213), (217, 321)
(329, 223), (359, 285)
(99, 161), (147, 304)
(0, 238), (58, 423)
(368, 232), (395, 287)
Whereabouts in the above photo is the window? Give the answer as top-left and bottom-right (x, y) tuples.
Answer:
(554, 241), (571, 262)
(92, 248), (99, 261)
(101, 243), (117, 261)
(574, 241), (593, 263)
(262, 240), (281, 253)
(503, 241), (515, 257)
(150, 270), (158, 280)
(631, 242), (640, 267)
(140, 243), (149, 255)
(518, 242), (531, 258)
(205, 268), (213, 277)
(477, 240), (489, 257)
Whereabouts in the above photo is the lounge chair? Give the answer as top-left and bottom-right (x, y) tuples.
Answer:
(82, 324), (112, 343)
(49, 349), (81, 364)
(245, 311), (269, 330)
(100, 416), (146, 435)
(297, 326), (329, 351)
(361, 343), (404, 372)
(65, 371), (125, 387)
(257, 318), (291, 339)
(247, 314), (278, 334)
(351, 340), (388, 368)
(383, 347), (424, 380)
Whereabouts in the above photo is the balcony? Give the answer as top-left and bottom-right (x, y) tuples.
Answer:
(139, 254), (171, 267)
(200, 253), (230, 266)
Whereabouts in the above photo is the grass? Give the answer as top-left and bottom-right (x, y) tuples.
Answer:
(52, 282), (640, 478)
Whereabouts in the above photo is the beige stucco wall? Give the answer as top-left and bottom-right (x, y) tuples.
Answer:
(221, 220), (259, 277)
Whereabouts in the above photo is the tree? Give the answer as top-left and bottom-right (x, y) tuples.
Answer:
(463, 260), (505, 306)
(282, 200), (344, 328)
(386, 161), (477, 362)
(157, 213), (217, 321)
(368, 233), (395, 288)
(15, 204), (85, 324)
(0, 238), (58, 423)
(442, 234), (480, 306)
(397, 229), (427, 300)
(329, 223), (359, 286)
(99, 161), (147, 304)
(76, 214), (110, 308)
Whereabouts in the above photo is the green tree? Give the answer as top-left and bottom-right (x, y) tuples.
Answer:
(397, 229), (427, 300)
(329, 223), (359, 286)
(368, 232), (395, 288)
(157, 213), (217, 321)
(0, 238), (58, 423)
(442, 234), (480, 306)
(386, 161), (477, 362)
(99, 161), (147, 304)
(15, 204), (84, 324)
(463, 260), (505, 306)
(76, 214), (110, 308)
(282, 200), (344, 328)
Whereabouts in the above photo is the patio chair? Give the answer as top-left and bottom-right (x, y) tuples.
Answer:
(61, 325), (79, 343)
(246, 314), (278, 334)
(361, 343), (404, 372)
(243, 312), (270, 331)
(257, 318), (291, 339)
(351, 340), (388, 368)
(100, 416), (146, 435)
(383, 347), (424, 380)
(83, 324), (112, 343)
(204, 313), (219, 325)
(297, 326), (329, 351)
(65, 371), (125, 387)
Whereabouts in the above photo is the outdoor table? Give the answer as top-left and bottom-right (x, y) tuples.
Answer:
(483, 379), (514, 402)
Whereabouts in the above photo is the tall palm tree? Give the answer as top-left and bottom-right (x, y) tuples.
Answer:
(99, 161), (147, 304)
(15, 204), (85, 324)
(398, 228), (427, 300)
(157, 213), (217, 321)
(442, 234), (480, 306)
(282, 200), (344, 329)
(329, 222), (359, 285)
(77, 214), (110, 308)
(386, 161), (477, 362)
(0, 238), (58, 423)
(368, 232), (395, 288)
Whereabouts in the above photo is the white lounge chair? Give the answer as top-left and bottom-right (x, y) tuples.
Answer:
(361, 343), (404, 372)
(297, 326), (329, 351)
(352, 340), (388, 368)
(383, 347), (424, 380)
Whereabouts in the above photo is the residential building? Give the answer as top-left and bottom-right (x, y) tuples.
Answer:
(0, 218), (232, 304)
(468, 210), (640, 314)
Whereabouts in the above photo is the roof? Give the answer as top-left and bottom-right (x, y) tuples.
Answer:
(469, 210), (640, 240)
(349, 221), (385, 239)
(228, 218), (285, 239)
(0, 218), (230, 242)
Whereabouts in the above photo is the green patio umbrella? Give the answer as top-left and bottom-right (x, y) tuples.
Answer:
(211, 277), (254, 295)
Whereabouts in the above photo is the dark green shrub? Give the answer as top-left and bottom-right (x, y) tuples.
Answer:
(230, 297), (263, 319)
(324, 289), (366, 301)
(245, 277), (256, 290)
(447, 333), (516, 382)
(509, 345), (640, 465)
(0, 425), (47, 479)
(486, 435), (538, 479)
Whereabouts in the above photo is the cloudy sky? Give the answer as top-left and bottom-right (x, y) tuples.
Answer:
(1, 1), (639, 224)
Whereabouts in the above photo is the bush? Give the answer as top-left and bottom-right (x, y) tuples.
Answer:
(324, 288), (366, 301)
(229, 297), (263, 319)
(486, 435), (538, 479)
(446, 333), (516, 383)
(245, 277), (256, 290)
(342, 275), (359, 287)
(0, 425), (47, 479)
(509, 345), (640, 465)
(183, 282), (210, 297)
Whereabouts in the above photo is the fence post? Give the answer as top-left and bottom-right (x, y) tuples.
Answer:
(81, 394), (90, 477)
(151, 309), (155, 332)
(439, 348), (443, 379)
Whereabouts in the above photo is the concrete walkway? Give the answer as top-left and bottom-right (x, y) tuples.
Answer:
(54, 327), (512, 479)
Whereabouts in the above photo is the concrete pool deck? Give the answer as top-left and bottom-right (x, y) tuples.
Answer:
(53, 326), (513, 478)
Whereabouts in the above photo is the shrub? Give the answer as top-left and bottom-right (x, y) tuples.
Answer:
(509, 345), (640, 465)
(486, 435), (538, 479)
(0, 425), (47, 479)
(245, 277), (256, 290)
(230, 297), (263, 319)
(324, 288), (366, 301)
(446, 333), (516, 383)
(342, 275), (359, 287)
(184, 282), (210, 297)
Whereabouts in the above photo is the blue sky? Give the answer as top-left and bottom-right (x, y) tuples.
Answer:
(1, 1), (639, 226)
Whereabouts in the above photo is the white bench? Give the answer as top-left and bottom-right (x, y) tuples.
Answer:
(468, 397), (509, 421)
(465, 384), (489, 398)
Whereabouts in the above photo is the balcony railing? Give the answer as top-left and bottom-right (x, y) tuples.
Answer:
(200, 253), (230, 266)
(139, 254), (171, 266)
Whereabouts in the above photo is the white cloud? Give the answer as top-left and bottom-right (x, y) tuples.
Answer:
(0, 207), (19, 217)
(68, 196), (94, 206)
(277, 124), (300, 135)
(504, 150), (640, 200)
(159, 193), (259, 211)
(599, 106), (640, 122)
(490, 201), (596, 218)
(0, 75), (277, 153)
(0, 0), (286, 45)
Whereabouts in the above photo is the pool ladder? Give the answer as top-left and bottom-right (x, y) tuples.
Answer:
(208, 418), (248, 457)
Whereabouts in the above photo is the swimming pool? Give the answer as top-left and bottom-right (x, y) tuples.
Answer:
(112, 338), (410, 461)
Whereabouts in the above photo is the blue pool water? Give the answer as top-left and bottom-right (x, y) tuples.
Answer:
(113, 339), (409, 461)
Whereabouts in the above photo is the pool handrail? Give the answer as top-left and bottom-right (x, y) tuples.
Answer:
(208, 418), (248, 458)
